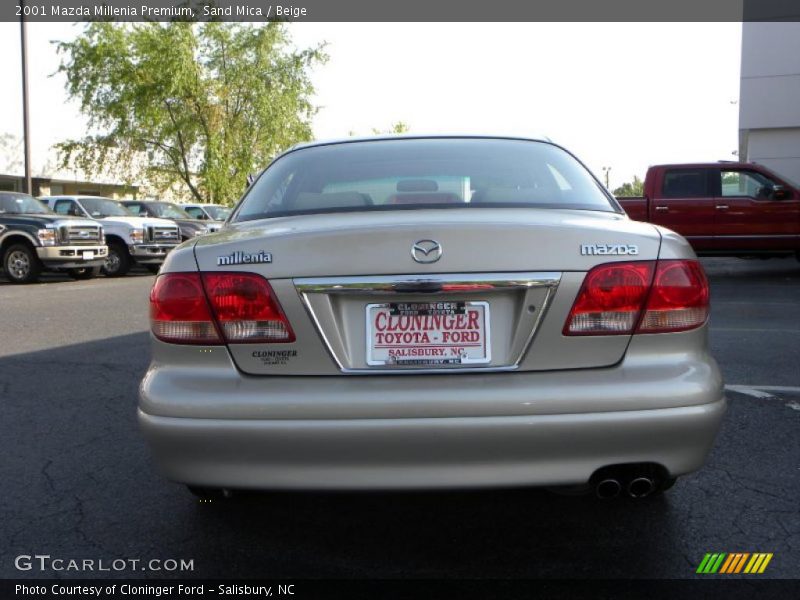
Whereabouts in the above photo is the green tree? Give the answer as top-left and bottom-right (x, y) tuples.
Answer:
(371, 121), (410, 135)
(613, 175), (644, 197)
(349, 122), (410, 137)
(55, 22), (326, 204)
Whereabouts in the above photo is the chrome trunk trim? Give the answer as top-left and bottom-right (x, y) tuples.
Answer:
(294, 272), (561, 295)
(294, 272), (561, 374)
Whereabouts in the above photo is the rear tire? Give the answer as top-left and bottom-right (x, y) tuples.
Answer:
(145, 264), (161, 275)
(68, 266), (101, 280)
(3, 243), (42, 284)
(103, 241), (131, 277)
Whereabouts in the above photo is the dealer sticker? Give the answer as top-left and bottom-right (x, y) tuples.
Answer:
(366, 301), (491, 367)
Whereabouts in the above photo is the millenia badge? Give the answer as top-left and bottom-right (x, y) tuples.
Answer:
(696, 552), (773, 574)
(216, 251), (272, 266)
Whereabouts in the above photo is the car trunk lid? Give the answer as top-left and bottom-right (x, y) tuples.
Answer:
(191, 208), (661, 375)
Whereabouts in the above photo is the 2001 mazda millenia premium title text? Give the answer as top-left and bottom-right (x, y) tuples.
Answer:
(138, 136), (725, 501)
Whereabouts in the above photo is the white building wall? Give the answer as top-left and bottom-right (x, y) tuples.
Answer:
(744, 128), (800, 184)
(739, 22), (800, 183)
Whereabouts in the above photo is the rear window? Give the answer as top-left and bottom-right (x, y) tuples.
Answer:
(662, 169), (709, 198)
(232, 138), (615, 222)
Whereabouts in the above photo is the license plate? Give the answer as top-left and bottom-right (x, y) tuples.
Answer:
(366, 301), (491, 367)
(82, 251), (94, 260)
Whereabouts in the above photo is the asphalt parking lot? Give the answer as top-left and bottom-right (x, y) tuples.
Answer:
(1, 258), (798, 580)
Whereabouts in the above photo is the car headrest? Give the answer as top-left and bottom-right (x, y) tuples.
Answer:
(292, 192), (372, 211)
(470, 187), (556, 204)
(397, 179), (438, 192)
(387, 192), (461, 205)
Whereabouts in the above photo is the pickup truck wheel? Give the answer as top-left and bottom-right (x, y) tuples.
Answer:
(68, 266), (101, 280)
(3, 243), (42, 284)
(103, 242), (131, 277)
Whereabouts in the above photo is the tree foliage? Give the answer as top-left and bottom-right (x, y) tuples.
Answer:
(0, 133), (23, 174)
(349, 122), (410, 137)
(613, 175), (644, 197)
(55, 22), (326, 204)
(371, 121), (410, 135)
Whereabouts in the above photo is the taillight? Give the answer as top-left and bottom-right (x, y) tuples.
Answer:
(563, 260), (709, 336)
(563, 262), (654, 335)
(150, 273), (221, 344)
(150, 272), (295, 344)
(201, 273), (295, 343)
(638, 260), (709, 333)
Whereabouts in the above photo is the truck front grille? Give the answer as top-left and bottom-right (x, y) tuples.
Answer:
(146, 226), (180, 243)
(61, 225), (102, 245)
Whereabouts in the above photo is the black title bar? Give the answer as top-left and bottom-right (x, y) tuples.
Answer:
(5, 0), (800, 23)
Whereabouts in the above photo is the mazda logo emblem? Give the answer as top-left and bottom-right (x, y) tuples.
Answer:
(411, 239), (442, 264)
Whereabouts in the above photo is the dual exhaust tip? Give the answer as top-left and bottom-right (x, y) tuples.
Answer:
(595, 476), (657, 499)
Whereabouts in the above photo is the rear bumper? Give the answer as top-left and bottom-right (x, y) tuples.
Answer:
(139, 339), (726, 489)
(37, 245), (107, 268)
(138, 400), (725, 490)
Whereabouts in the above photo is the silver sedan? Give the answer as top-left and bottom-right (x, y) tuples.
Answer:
(139, 136), (725, 500)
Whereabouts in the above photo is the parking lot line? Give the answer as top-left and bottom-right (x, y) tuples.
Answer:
(725, 385), (800, 398)
(714, 328), (800, 334)
(715, 301), (800, 306)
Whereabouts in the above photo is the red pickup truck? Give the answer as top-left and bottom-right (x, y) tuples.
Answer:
(618, 162), (800, 258)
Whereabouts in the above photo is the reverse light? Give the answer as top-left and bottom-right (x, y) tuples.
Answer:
(564, 260), (709, 336)
(149, 272), (295, 345)
(639, 260), (709, 333)
(563, 262), (654, 335)
(150, 273), (221, 344)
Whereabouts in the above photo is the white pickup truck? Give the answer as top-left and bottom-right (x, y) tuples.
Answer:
(40, 196), (181, 276)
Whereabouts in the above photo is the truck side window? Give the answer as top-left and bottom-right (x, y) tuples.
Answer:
(185, 207), (205, 219)
(662, 169), (709, 198)
(54, 200), (81, 217)
(721, 171), (777, 199)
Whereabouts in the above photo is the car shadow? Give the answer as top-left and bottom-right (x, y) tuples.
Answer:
(5, 319), (797, 579)
(0, 332), (690, 580)
(183, 485), (680, 578)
